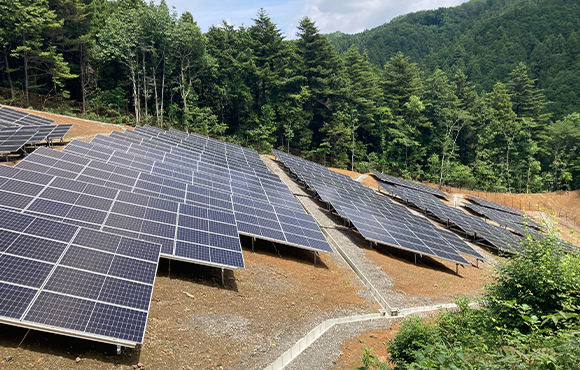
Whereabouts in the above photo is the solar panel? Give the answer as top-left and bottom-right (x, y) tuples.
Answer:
(273, 149), (476, 265)
(372, 171), (449, 198)
(61, 133), (333, 255)
(0, 207), (160, 347)
(47, 124), (73, 141)
(27, 126), (57, 144)
(0, 106), (54, 126)
(0, 126), (39, 154)
(378, 181), (527, 252)
(463, 203), (540, 234)
(466, 195), (524, 215)
(1, 161), (244, 270)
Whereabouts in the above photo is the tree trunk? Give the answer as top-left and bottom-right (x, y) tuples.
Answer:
(351, 128), (355, 172)
(160, 65), (165, 128)
(153, 72), (159, 125)
(439, 152), (446, 187)
(130, 67), (139, 125)
(23, 35), (29, 107)
(3, 47), (14, 99)
(142, 51), (148, 124)
(80, 45), (86, 115)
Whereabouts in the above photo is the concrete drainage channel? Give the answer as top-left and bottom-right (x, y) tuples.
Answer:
(263, 303), (461, 370)
(262, 166), (462, 370)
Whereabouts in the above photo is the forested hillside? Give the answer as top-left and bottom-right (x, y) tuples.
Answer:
(1, 0), (579, 192)
(328, 0), (580, 120)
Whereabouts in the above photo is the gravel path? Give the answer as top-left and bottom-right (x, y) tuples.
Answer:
(233, 308), (376, 369)
(284, 317), (399, 370)
(260, 156), (502, 370)
(259, 156), (462, 369)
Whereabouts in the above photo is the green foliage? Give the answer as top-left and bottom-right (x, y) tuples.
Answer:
(2, 0), (580, 191)
(375, 231), (580, 370)
(356, 348), (390, 370)
(388, 316), (438, 366)
(329, 0), (580, 121)
(484, 233), (580, 331)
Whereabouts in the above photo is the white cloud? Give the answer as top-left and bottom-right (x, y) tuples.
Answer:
(158, 0), (468, 38)
(300, 0), (468, 35)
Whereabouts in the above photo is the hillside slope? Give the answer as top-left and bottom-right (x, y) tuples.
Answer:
(328, 0), (580, 119)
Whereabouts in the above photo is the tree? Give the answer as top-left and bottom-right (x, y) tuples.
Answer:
(548, 113), (580, 190)
(98, 5), (143, 123)
(172, 12), (207, 127)
(9, 0), (74, 106)
(479, 82), (521, 192)
(248, 104), (276, 153)
(382, 52), (424, 120)
(423, 69), (464, 186)
(247, 9), (290, 110)
(344, 47), (382, 169)
(295, 17), (344, 142)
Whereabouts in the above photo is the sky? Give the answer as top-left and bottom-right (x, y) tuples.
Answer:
(157, 0), (469, 39)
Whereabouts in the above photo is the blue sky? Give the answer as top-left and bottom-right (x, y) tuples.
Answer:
(157, 0), (468, 39)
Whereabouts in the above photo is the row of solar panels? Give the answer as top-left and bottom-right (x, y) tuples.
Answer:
(0, 124), (334, 348)
(377, 177), (577, 253)
(377, 182), (524, 252)
(273, 149), (485, 266)
(0, 106), (72, 156)
(0, 106), (55, 127)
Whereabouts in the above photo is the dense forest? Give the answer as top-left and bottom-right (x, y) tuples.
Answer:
(0, 0), (579, 192)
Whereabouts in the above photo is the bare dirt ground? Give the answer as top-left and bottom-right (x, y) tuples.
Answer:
(335, 325), (400, 370)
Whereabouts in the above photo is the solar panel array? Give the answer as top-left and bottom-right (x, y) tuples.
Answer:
(0, 127), (40, 154)
(0, 106), (54, 127)
(0, 106), (72, 156)
(378, 182), (526, 252)
(61, 127), (332, 254)
(0, 207), (160, 347)
(466, 195), (524, 215)
(4, 159), (244, 270)
(0, 123), (334, 348)
(463, 203), (540, 234)
(372, 171), (449, 198)
(273, 149), (481, 265)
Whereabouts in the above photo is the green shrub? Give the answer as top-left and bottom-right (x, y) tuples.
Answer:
(377, 230), (580, 370)
(484, 233), (580, 332)
(388, 316), (438, 368)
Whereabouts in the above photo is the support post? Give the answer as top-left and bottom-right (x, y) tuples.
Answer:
(414, 254), (417, 265)
(221, 268), (225, 286)
(313, 252), (317, 265)
(251, 237), (255, 252)
(369, 241), (373, 249)
(117, 345), (122, 355)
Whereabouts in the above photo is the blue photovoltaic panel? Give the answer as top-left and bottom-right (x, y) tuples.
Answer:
(372, 171), (449, 199)
(62, 133), (333, 255)
(0, 207), (161, 346)
(2, 161), (244, 269)
(274, 149), (477, 265)
(378, 181), (523, 253)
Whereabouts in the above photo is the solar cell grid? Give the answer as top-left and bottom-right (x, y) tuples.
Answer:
(1, 161), (244, 269)
(274, 149), (479, 264)
(0, 207), (161, 346)
(378, 181), (524, 253)
(466, 195), (525, 215)
(70, 133), (333, 255)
